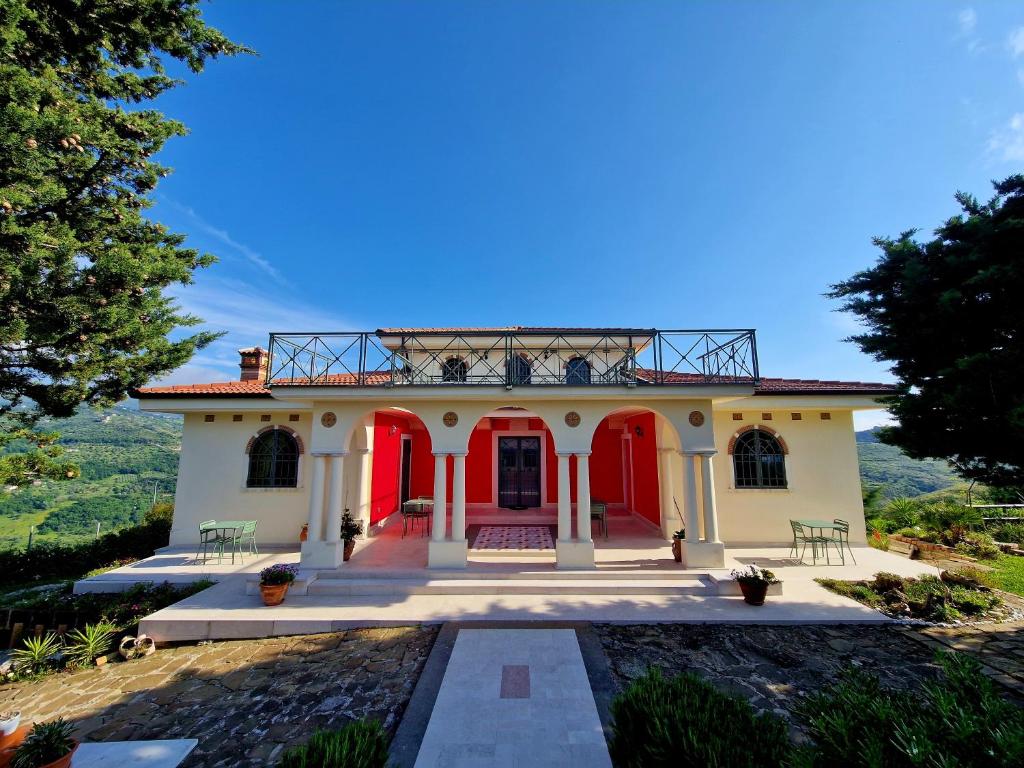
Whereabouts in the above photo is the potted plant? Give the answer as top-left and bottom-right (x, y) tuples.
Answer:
(671, 529), (685, 563)
(0, 711), (21, 737)
(340, 511), (363, 562)
(299, 523), (308, 542)
(731, 564), (780, 606)
(12, 718), (77, 768)
(259, 563), (297, 606)
(65, 623), (116, 667)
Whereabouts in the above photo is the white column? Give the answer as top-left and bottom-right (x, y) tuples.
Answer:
(432, 453), (448, 542)
(306, 454), (327, 542)
(682, 452), (700, 543)
(658, 447), (676, 540)
(451, 453), (467, 543)
(557, 453), (572, 542)
(325, 452), (346, 543)
(356, 447), (372, 535)
(700, 452), (721, 543)
(576, 453), (592, 543)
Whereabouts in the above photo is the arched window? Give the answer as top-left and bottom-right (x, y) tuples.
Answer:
(732, 429), (787, 488)
(506, 354), (532, 385)
(247, 429), (300, 488)
(565, 357), (591, 385)
(441, 356), (468, 383)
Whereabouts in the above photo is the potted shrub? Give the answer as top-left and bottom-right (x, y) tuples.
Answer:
(259, 563), (297, 606)
(671, 529), (685, 563)
(731, 564), (780, 606)
(12, 718), (77, 768)
(340, 511), (363, 562)
(65, 623), (116, 667)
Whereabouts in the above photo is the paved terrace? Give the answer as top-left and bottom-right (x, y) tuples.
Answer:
(69, 516), (941, 641)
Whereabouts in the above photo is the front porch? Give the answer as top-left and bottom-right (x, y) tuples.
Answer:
(131, 542), (940, 642)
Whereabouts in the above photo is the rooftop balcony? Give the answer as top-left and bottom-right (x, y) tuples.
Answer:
(265, 328), (759, 388)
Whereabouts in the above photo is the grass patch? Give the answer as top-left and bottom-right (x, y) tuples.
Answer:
(990, 554), (1024, 597)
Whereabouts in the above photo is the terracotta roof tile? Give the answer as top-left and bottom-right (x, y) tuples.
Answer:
(375, 326), (656, 335)
(135, 372), (895, 398)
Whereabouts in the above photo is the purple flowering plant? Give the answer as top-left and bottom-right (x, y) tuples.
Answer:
(259, 563), (298, 586)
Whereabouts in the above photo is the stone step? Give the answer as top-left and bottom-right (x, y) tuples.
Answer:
(305, 577), (715, 597)
(311, 567), (708, 581)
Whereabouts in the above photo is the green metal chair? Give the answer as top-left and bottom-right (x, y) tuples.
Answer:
(831, 518), (856, 564)
(195, 520), (221, 563)
(590, 500), (608, 539)
(227, 520), (259, 563)
(789, 520), (831, 563)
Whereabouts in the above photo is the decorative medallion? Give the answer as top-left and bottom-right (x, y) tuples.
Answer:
(565, 411), (581, 428)
(688, 410), (705, 427)
(320, 411), (337, 428)
(443, 411), (459, 428)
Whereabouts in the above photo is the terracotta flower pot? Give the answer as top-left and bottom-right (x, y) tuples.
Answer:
(260, 583), (289, 606)
(671, 539), (682, 563)
(343, 539), (355, 562)
(738, 581), (769, 606)
(299, 523), (308, 543)
(38, 742), (78, 768)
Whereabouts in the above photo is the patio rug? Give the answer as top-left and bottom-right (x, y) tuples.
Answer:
(468, 525), (557, 550)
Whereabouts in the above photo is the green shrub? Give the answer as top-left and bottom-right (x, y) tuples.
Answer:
(11, 633), (62, 675)
(794, 651), (1024, 767)
(919, 501), (983, 544)
(0, 517), (170, 588)
(949, 586), (999, 615)
(881, 497), (921, 530)
(990, 521), (1024, 545)
(608, 668), (790, 767)
(955, 532), (1001, 560)
(12, 718), (76, 768)
(65, 623), (116, 666)
(279, 721), (389, 768)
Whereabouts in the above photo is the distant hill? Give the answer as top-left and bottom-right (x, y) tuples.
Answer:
(0, 405), (182, 549)
(856, 427), (959, 498)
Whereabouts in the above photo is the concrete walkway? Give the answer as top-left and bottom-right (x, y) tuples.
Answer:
(413, 629), (611, 768)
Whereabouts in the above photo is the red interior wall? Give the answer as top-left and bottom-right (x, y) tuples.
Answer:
(589, 418), (625, 504)
(466, 423), (493, 503)
(625, 412), (660, 525)
(370, 414), (433, 522)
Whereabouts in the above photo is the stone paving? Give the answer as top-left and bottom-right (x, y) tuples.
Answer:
(0, 626), (437, 767)
(596, 623), (1024, 738)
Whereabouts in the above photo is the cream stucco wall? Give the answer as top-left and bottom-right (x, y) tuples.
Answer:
(711, 409), (866, 545)
(169, 412), (314, 547)
(156, 391), (871, 551)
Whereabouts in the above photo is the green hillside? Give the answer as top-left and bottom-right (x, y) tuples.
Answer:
(0, 405), (182, 550)
(856, 427), (959, 498)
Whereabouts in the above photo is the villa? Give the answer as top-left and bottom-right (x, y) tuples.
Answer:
(134, 327), (892, 572)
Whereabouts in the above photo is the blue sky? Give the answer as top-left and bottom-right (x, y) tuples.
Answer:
(148, 1), (1024, 428)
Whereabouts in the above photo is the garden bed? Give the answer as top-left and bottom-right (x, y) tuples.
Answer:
(816, 569), (1024, 624)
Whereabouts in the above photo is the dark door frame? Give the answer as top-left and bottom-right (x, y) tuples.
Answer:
(497, 436), (542, 509)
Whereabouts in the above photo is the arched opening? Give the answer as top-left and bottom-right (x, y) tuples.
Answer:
(441, 356), (468, 383)
(565, 356), (591, 385)
(506, 353), (532, 385)
(731, 427), (787, 488)
(246, 428), (300, 488)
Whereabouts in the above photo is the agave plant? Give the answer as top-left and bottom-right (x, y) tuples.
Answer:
(65, 623), (116, 666)
(12, 718), (76, 768)
(11, 633), (61, 675)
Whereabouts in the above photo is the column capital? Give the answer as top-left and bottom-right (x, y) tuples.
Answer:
(448, 451), (468, 458)
(555, 451), (574, 458)
(311, 450), (348, 458)
(431, 451), (451, 458)
(696, 450), (718, 458)
(573, 451), (592, 458)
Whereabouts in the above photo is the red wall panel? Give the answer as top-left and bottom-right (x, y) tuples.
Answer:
(625, 412), (660, 526)
(589, 418), (625, 504)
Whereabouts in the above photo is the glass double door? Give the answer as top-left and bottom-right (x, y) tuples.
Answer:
(498, 436), (542, 509)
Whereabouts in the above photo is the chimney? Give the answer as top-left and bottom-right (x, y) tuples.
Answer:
(238, 347), (269, 382)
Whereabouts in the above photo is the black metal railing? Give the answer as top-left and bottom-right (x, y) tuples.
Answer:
(265, 329), (758, 387)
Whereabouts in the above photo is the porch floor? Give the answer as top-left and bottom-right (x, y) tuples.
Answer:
(120, 514), (942, 642)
